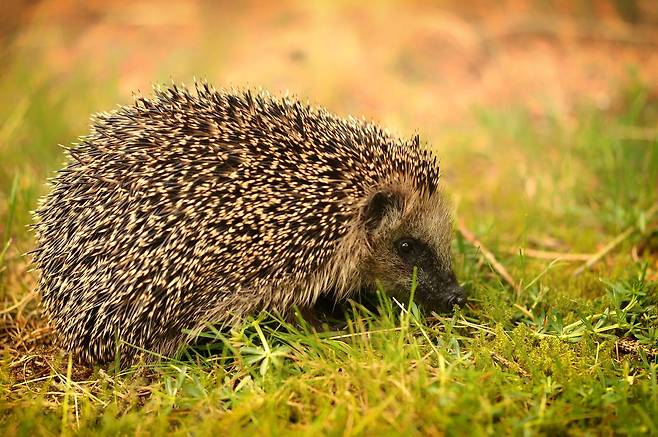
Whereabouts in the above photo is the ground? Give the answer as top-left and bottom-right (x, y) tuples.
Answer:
(1, 0), (658, 435)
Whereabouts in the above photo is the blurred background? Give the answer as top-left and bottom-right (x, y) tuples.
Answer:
(3, 0), (658, 119)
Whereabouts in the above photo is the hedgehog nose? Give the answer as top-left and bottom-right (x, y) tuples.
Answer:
(447, 287), (466, 309)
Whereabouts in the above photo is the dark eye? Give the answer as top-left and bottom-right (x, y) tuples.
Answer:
(398, 239), (412, 254)
(395, 238), (418, 264)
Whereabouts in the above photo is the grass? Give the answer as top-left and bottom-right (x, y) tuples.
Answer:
(1, 51), (658, 435)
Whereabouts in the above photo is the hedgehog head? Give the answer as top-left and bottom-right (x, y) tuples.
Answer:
(359, 179), (465, 313)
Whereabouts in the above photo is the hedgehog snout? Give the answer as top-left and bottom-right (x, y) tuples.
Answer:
(446, 285), (466, 309)
(415, 268), (466, 313)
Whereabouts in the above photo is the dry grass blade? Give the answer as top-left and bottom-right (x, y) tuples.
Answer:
(615, 338), (658, 359)
(0, 290), (37, 315)
(490, 351), (530, 378)
(574, 201), (658, 276)
(614, 126), (658, 141)
(505, 247), (593, 262)
(458, 220), (520, 292)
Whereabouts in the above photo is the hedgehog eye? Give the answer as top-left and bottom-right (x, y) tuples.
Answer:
(395, 238), (418, 264)
(398, 240), (412, 253)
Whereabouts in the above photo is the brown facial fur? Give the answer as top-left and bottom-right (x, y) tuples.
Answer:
(358, 181), (461, 312)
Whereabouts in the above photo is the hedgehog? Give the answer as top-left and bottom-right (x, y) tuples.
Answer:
(32, 84), (466, 365)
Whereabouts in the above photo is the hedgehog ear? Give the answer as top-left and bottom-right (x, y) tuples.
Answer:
(363, 190), (401, 233)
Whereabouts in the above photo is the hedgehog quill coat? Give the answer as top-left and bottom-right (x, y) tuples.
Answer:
(34, 85), (465, 364)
